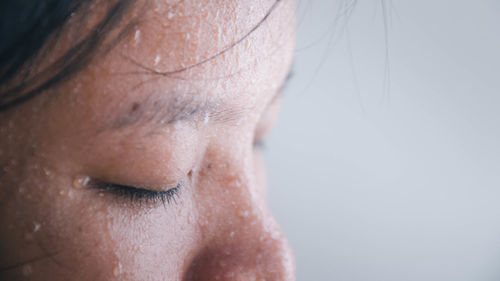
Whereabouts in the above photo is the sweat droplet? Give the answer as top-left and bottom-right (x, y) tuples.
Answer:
(33, 222), (41, 232)
(203, 112), (210, 124)
(238, 210), (249, 218)
(43, 168), (52, 177)
(73, 176), (89, 189)
(154, 55), (161, 65)
(134, 29), (141, 45)
(113, 262), (123, 276)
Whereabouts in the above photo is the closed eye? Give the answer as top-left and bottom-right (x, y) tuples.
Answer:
(90, 180), (182, 207)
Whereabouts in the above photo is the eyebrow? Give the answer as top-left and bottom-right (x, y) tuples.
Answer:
(109, 93), (250, 132)
(108, 70), (294, 134)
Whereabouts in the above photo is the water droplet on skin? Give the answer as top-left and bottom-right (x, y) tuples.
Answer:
(271, 229), (281, 240)
(33, 222), (41, 232)
(203, 112), (210, 124)
(43, 168), (51, 177)
(167, 11), (174, 19)
(229, 231), (235, 238)
(134, 29), (141, 45)
(22, 265), (32, 276)
(173, 122), (182, 130)
(238, 210), (250, 218)
(154, 55), (161, 65)
(113, 262), (123, 276)
(73, 176), (90, 189)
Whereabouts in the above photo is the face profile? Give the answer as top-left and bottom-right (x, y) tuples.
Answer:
(0, 0), (296, 280)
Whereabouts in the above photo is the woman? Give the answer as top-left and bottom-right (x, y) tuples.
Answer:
(0, 0), (296, 280)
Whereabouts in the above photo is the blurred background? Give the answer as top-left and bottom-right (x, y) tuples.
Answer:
(266, 1), (500, 280)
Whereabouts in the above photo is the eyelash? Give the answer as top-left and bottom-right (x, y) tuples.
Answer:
(91, 181), (182, 207)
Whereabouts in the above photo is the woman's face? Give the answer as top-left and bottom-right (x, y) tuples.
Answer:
(0, 0), (296, 280)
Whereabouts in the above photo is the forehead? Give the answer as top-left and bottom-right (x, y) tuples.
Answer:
(127, 0), (282, 72)
(110, 0), (292, 85)
(46, 0), (295, 136)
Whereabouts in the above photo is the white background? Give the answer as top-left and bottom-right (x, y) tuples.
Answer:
(266, 1), (500, 280)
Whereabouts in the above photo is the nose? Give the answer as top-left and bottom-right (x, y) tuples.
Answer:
(184, 150), (295, 281)
(185, 213), (295, 281)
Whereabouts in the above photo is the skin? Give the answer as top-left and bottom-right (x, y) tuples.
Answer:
(0, 0), (296, 280)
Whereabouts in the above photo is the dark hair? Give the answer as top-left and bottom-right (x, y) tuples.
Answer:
(0, 0), (136, 112)
(0, 0), (283, 114)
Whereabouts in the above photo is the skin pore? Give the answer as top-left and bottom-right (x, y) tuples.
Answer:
(0, 0), (296, 280)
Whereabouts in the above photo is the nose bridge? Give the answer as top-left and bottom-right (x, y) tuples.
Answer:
(185, 152), (295, 280)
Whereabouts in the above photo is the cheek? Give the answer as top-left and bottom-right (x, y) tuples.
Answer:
(0, 179), (121, 280)
(104, 198), (201, 280)
(6, 174), (201, 280)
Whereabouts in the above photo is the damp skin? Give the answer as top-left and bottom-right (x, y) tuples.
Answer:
(0, 0), (296, 280)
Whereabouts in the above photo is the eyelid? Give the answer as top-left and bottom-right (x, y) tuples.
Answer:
(89, 179), (182, 207)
